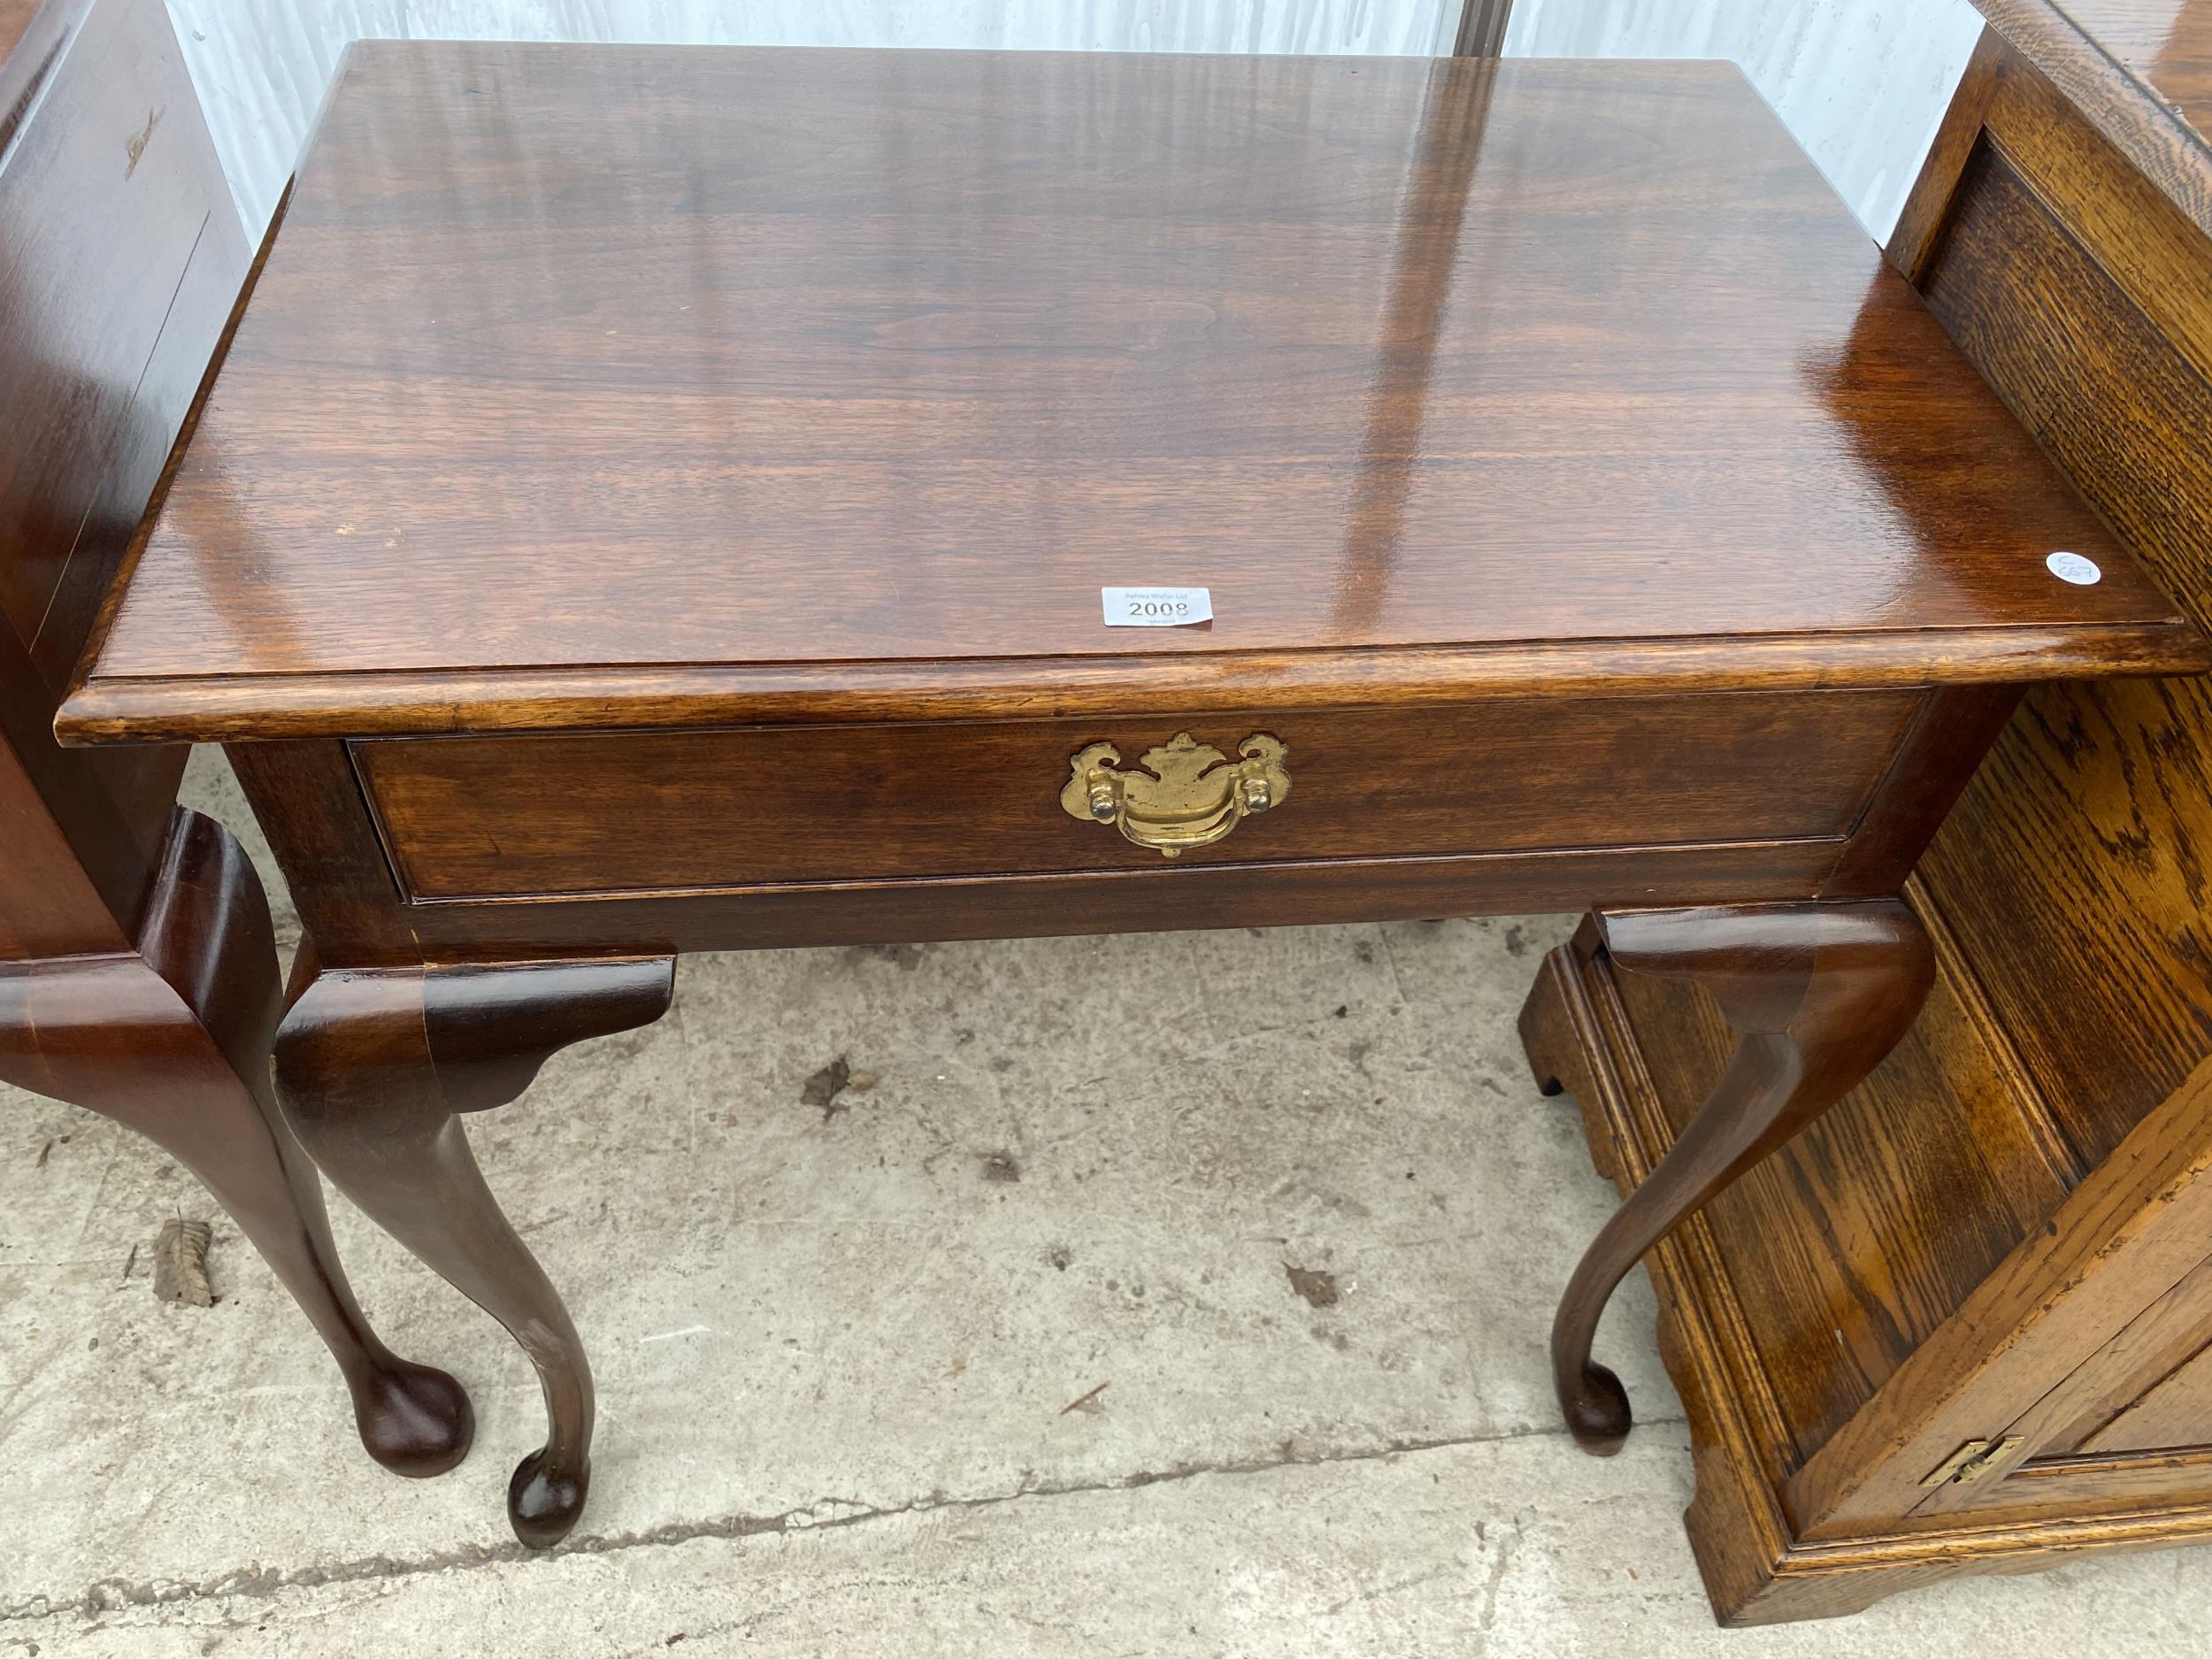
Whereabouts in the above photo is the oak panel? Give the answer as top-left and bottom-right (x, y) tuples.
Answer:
(1916, 135), (2212, 1166)
(1604, 936), (2062, 1470)
(1518, 923), (2091, 1623)
(1995, 1254), (2212, 1454)
(1977, 40), (2212, 388)
(2085, 1343), (2212, 1452)
(1494, 11), (2212, 1621)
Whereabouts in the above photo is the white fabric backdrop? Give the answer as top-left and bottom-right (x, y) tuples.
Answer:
(166, 1), (1982, 247)
(1504, 0), (1984, 246)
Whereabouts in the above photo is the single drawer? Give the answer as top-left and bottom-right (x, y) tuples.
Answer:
(353, 689), (1921, 902)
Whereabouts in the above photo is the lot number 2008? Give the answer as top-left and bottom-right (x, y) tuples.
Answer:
(1101, 586), (1213, 627)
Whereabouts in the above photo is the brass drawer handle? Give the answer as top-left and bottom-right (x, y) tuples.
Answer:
(1059, 732), (1290, 856)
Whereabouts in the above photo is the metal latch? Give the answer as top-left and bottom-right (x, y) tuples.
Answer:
(1918, 1436), (2024, 1488)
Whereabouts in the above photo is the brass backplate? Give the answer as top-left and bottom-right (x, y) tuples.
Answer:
(1058, 732), (1290, 856)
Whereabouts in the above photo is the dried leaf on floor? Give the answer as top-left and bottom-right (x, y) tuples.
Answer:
(1285, 1263), (1339, 1308)
(801, 1056), (853, 1119)
(1060, 1380), (1110, 1415)
(153, 1217), (215, 1307)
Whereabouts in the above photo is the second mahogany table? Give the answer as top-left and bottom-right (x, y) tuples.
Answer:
(57, 42), (2206, 1546)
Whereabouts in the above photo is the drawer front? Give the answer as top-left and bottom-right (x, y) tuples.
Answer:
(354, 690), (1919, 902)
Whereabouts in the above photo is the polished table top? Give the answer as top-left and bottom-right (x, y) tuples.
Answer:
(63, 44), (2200, 743)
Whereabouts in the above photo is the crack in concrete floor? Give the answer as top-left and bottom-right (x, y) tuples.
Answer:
(2, 1417), (1683, 1628)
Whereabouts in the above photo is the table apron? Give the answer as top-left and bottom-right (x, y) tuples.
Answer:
(225, 684), (2025, 965)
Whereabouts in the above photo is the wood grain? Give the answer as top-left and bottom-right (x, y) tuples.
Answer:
(60, 44), (2194, 744)
(1, 807), (474, 1477)
(2035, 1256), (2212, 1448)
(0, 0), (234, 670)
(1971, 34), (2212, 389)
(1888, 28), (2008, 286)
(1915, 131), (2212, 1167)
(354, 690), (1917, 901)
(1786, 1052), (2212, 1531)
(0, 0), (247, 938)
(1600, 908), (2064, 1471)
(2055, 0), (2212, 121)
(62, 627), (2205, 746)
(1543, 901), (1935, 1458)
(2085, 1343), (2212, 1451)
(94, 38), (2204, 1558)
(1976, 1), (2212, 241)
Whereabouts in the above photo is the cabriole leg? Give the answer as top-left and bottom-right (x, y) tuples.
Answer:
(0, 810), (473, 1476)
(273, 948), (673, 1546)
(1546, 901), (1932, 1454)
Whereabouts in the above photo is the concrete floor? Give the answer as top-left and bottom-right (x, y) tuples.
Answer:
(3, 752), (2208, 1657)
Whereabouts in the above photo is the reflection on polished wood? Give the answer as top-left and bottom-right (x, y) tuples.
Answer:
(59, 47), (2194, 741)
(1, 806), (476, 1478)
(1332, 56), (1488, 637)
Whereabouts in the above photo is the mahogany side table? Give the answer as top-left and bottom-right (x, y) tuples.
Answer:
(57, 42), (2208, 1547)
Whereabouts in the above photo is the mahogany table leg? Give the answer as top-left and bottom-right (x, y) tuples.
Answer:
(0, 809), (473, 1476)
(1542, 900), (1932, 1455)
(273, 949), (674, 1547)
